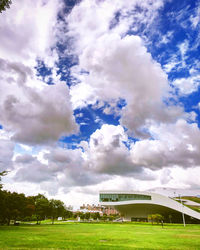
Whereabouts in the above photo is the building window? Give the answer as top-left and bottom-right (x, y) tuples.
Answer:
(99, 193), (151, 202)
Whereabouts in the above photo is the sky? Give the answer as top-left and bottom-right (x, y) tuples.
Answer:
(0, 0), (200, 208)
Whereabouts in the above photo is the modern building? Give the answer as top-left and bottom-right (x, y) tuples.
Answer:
(99, 191), (200, 223)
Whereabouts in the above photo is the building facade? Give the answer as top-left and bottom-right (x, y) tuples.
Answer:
(99, 191), (200, 223)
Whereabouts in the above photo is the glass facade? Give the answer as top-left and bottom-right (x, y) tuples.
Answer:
(100, 193), (151, 202)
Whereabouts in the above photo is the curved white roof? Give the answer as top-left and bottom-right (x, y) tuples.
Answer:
(99, 191), (200, 221)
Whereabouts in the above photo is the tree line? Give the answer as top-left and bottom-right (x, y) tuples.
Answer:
(0, 172), (72, 225)
(0, 190), (74, 225)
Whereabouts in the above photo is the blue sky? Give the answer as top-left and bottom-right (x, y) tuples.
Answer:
(0, 0), (200, 207)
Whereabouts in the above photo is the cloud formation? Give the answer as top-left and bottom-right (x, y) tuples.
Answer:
(0, 59), (78, 145)
(131, 119), (200, 169)
(0, 139), (14, 172)
(0, 0), (61, 66)
(68, 1), (184, 137)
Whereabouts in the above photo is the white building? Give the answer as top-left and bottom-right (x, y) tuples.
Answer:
(99, 191), (200, 223)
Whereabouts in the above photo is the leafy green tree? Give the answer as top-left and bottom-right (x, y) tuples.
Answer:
(0, 190), (7, 224)
(0, 0), (12, 13)
(148, 214), (155, 225)
(0, 185), (70, 225)
(0, 191), (27, 225)
(80, 213), (85, 220)
(109, 215), (114, 221)
(148, 214), (164, 226)
(85, 212), (90, 221)
(73, 213), (78, 219)
(154, 214), (164, 224)
(91, 212), (100, 220)
(63, 209), (73, 220)
(34, 194), (50, 224)
(102, 214), (108, 222)
(49, 199), (65, 224)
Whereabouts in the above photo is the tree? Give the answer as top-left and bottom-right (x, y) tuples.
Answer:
(148, 214), (164, 227)
(0, 187), (69, 225)
(24, 196), (35, 219)
(91, 212), (100, 221)
(0, 0), (12, 13)
(102, 214), (107, 222)
(0, 191), (27, 225)
(63, 209), (73, 220)
(34, 194), (50, 224)
(148, 214), (154, 225)
(0, 190), (7, 224)
(49, 199), (65, 224)
(85, 212), (90, 221)
(109, 215), (114, 221)
(80, 213), (85, 220)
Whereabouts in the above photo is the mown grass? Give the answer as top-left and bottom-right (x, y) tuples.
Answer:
(0, 222), (200, 249)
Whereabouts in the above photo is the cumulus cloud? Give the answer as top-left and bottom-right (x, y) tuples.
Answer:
(66, 0), (164, 53)
(12, 124), (157, 194)
(12, 118), (200, 194)
(0, 139), (15, 172)
(173, 75), (200, 95)
(67, 1), (184, 137)
(80, 124), (156, 182)
(174, 167), (200, 189)
(45, 147), (107, 188)
(0, 59), (78, 145)
(73, 33), (184, 136)
(0, 0), (62, 66)
(0, 0), (79, 145)
(82, 124), (134, 174)
(14, 156), (55, 183)
(13, 147), (106, 194)
(10, 119), (200, 197)
(131, 119), (200, 169)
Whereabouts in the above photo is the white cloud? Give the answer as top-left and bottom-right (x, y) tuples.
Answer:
(160, 31), (174, 45)
(77, 33), (183, 136)
(67, 0), (184, 137)
(0, 0), (79, 146)
(0, 76), (78, 145)
(70, 81), (96, 109)
(190, 6), (200, 29)
(10, 124), (156, 194)
(83, 124), (133, 174)
(0, 0), (62, 67)
(0, 58), (78, 145)
(131, 119), (200, 169)
(13, 146), (106, 194)
(173, 75), (200, 95)
(6, 119), (200, 201)
(0, 139), (15, 172)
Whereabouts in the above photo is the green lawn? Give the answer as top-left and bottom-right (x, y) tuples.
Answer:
(0, 222), (200, 249)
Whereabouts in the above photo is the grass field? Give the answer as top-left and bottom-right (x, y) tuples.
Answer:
(0, 222), (200, 249)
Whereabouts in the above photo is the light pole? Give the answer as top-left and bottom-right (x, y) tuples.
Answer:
(179, 194), (186, 227)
